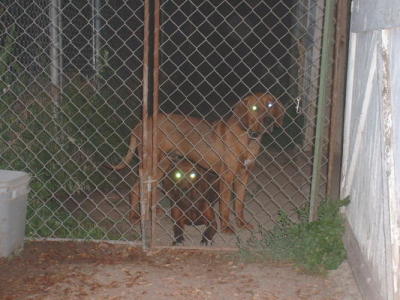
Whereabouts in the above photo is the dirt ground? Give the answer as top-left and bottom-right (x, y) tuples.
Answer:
(0, 241), (361, 300)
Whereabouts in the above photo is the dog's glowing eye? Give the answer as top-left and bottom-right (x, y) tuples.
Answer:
(174, 171), (182, 179)
(251, 105), (258, 111)
(267, 103), (274, 108)
(189, 172), (197, 179)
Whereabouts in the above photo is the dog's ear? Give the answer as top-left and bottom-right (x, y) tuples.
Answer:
(233, 100), (246, 117)
(203, 171), (218, 189)
(271, 101), (285, 128)
(196, 175), (207, 193)
(232, 98), (250, 127)
(204, 170), (218, 185)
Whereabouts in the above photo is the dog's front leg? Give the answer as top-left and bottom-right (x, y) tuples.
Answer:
(201, 206), (217, 245)
(130, 181), (141, 223)
(234, 168), (253, 230)
(171, 207), (185, 245)
(219, 170), (235, 233)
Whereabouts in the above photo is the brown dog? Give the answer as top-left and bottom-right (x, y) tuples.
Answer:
(162, 157), (219, 245)
(109, 93), (284, 233)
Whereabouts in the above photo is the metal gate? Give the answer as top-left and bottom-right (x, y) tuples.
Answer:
(0, 0), (337, 248)
(147, 0), (336, 248)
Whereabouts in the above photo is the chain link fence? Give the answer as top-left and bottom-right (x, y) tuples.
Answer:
(151, 0), (331, 248)
(0, 0), (334, 248)
(1, 0), (144, 242)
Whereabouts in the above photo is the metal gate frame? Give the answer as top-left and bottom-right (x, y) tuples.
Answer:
(139, 0), (153, 250)
(138, 0), (348, 250)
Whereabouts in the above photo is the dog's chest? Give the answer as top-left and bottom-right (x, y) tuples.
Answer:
(241, 137), (261, 167)
(244, 158), (255, 167)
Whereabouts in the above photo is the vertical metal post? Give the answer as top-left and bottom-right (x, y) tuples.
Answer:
(302, 0), (325, 153)
(140, 0), (152, 250)
(151, 0), (161, 248)
(92, 0), (101, 78)
(309, 0), (337, 221)
(291, 2), (306, 102)
(49, 0), (62, 108)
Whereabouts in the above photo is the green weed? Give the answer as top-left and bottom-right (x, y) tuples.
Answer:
(26, 199), (118, 240)
(239, 197), (350, 274)
(1, 28), (140, 239)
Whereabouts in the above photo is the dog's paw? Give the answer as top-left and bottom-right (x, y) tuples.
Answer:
(200, 238), (213, 246)
(172, 237), (184, 246)
(237, 220), (254, 230)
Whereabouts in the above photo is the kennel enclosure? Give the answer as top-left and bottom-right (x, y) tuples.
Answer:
(0, 0), (340, 249)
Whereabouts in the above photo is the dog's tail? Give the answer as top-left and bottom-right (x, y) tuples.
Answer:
(105, 133), (139, 171)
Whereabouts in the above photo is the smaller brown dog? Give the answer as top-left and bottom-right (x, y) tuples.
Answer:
(162, 157), (219, 246)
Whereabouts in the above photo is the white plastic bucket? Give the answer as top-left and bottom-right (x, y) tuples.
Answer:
(0, 170), (30, 257)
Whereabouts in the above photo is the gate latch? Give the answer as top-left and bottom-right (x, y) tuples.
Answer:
(295, 96), (301, 114)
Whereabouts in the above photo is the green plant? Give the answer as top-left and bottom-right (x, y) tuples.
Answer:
(0, 71), (139, 239)
(26, 198), (121, 240)
(0, 21), (141, 240)
(239, 197), (350, 274)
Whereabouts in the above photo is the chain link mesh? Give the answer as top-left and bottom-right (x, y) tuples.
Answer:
(1, 0), (144, 242)
(0, 0), (333, 248)
(153, 0), (331, 247)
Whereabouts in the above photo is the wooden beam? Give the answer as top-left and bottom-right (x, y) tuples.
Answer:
(327, 0), (351, 200)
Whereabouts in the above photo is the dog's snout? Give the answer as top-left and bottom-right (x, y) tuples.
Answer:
(176, 180), (192, 190)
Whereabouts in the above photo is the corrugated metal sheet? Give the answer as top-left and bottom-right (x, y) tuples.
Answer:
(342, 15), (400, 300)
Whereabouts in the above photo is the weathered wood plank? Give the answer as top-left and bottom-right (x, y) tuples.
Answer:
(344, 218), (383, 300)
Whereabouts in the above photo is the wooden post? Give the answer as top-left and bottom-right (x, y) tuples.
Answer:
(140, 0), (152, 250)
(327, 0), (351, 201)
(309, 0), (337, 221)
(151, 0), (161, 249)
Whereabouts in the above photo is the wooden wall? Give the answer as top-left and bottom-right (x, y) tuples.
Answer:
(341, 1), (400, 298)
